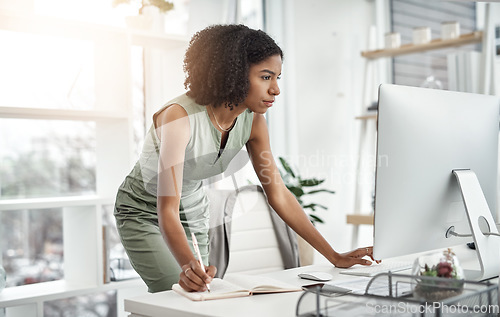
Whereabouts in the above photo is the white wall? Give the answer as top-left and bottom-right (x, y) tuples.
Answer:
(284, 0), (376, 262)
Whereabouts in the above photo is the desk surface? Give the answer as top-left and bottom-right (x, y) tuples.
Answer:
(124, 246), (495, 317)
(125, 264), (332, 317)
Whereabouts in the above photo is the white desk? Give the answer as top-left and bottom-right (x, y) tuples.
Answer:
(125, 264), (335, 317)
(124, 246), (496, 317)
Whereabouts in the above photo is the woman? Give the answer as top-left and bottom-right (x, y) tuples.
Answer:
(114, 24), (376, 293)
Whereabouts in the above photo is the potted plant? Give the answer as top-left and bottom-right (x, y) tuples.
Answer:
(412, 248), (465, 301)
(113, 0), (174, 31)
(113, 0), (174, 14)
(278, 157), (335, 265)
(278, 157), (335, 226)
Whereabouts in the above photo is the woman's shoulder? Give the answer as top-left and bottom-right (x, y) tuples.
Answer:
(153, 102), (191, 141)
(169, 93), (205, 114)
(153, 93), (205, 126)
(156, 103), (188, 125)
(156, 93), (203, 114)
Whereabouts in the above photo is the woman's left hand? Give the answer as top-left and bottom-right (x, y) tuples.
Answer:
(334, 246), (381, 268)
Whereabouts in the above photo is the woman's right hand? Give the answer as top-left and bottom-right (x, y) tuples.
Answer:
(179, 260), (217, 292)
(333, 246), (381, 269)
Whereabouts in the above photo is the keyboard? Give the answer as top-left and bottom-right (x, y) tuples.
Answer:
(339, 261), (413, 277)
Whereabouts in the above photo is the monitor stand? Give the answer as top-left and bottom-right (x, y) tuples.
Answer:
(451, 169), (500, 281)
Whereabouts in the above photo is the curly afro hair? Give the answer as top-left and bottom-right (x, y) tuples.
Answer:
(183, 24), (283, 108)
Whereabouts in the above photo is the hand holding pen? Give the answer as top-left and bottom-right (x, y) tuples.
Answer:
(179, 233), (216, 292)
(191, 232), (211, 292)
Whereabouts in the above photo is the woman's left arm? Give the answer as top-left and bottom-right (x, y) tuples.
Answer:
(246, 114), (375, 268)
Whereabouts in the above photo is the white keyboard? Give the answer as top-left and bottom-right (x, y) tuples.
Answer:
(339, 261), (413, 277)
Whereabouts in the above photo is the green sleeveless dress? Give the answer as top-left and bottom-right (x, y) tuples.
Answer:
(114, 93), (253, 292)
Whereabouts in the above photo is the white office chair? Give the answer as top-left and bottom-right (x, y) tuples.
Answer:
(208, 185), (300, 277)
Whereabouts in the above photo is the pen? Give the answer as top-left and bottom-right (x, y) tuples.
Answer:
(191, 232), (211, 292)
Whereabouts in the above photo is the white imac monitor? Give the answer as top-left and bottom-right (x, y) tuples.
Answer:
(373, 84), (500, 280)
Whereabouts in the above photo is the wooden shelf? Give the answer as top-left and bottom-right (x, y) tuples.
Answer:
(361, 31), (482, 59)
(346, 214), (374, 225)
(355, 113), (377, 120)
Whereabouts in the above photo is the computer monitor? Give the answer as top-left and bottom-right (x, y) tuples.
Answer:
(373, 84), (500, 280)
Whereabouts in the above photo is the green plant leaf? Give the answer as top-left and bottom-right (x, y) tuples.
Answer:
(300, 178), (324, 187)
(302, 203), (328, 211)
(305, 189), (336, 195)
(309, 214), (324, 225)
(287, 186), (304, 197)
(303, 204), (316, 211)
(279, 157), (295, 178)
(278, 156), (337, 225)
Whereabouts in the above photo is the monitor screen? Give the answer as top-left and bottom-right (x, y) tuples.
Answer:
(373, 84), (500, 280)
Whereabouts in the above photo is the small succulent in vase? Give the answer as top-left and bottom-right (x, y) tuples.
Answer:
(412, 248), (465, 301)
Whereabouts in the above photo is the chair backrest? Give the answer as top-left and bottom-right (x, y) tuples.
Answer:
(208, 185), (300, 277)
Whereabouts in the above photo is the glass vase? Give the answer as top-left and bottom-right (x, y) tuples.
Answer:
(411, 248), (465, 301)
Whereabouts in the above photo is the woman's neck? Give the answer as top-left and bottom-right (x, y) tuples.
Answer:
(209, 104), (244, 131)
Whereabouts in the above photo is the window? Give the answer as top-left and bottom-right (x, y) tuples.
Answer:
(0, 2), (145, 295)
(0, 31), (95, 110)
(44, 291), (117, 317)
(0, 4), (192, 315)
(32, 0), (190, 35)
(0, 119), (96, 200)
(1, 208), (63, 287)
(240, 0), (264, 30)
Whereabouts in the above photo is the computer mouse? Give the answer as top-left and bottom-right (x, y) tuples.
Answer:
(298, 271), (333, 282)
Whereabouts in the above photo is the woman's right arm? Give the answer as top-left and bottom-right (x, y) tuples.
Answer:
(155, 104), (215, 291)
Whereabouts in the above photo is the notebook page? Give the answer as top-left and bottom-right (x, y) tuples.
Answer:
(224, 274), (301, 293)
(172, 278), (250, 301)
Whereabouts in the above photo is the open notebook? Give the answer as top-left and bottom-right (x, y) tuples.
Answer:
(172, 274), (302, 301)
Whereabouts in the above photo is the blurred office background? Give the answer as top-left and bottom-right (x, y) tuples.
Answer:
(0, 0), (499, 316)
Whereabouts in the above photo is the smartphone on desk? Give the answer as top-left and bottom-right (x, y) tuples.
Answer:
(302, 283), (352, 296)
